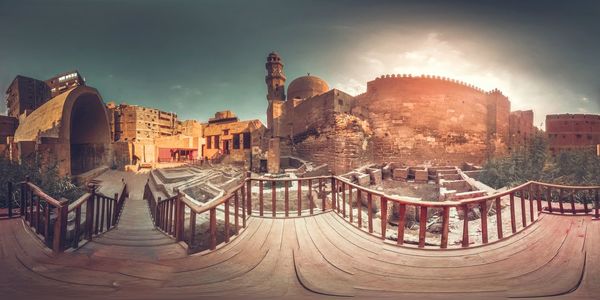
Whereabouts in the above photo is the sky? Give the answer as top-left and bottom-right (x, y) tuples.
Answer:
(1, 0), (599, 127)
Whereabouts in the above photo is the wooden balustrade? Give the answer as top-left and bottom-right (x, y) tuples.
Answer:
(329, 178), (600, 249)
(12, 177), (128, 253)
(245, 176), (331, 218)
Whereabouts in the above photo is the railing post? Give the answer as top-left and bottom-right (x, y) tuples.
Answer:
(86, 186), (96, 241)
(259, 180), (264, 216)
(309, 179), (313, 215)
(331, 177), (337, 210)
(441, 206), (449, 249)
(594, 188), (599, 220)
(357, 189), (362, 228)
(397, 203), (406, 245)
(367, 193), (373, 233)
(7, 181), (13, 218)
(155, 196), (161, 227)
(528, 184), (534, 222)
(462, 204), (469, 247)
(224, 198), (230, 243)
(583, 189), (589, 214)
(20, 180), (26, 217)
(380, 197), (387, 240)
(319, 178), (324, 212)
(53, 199), (69, 253)
(210, 207), (217, 250)
(284, 180), (289, 217)
(175, 191), (184, 242)
(536, 184), (542, 213)
(271, 181), (276, 217)
(241, 185), (246, 228)
(348, 186), (353, 223)
(246, 172), (252, 215)
(418, 206), (427, 248)
(520, 190), (527, 227)
(570, 189), (576, 215)
(495, 197), (503, 240)
(112, 192), (118, 227)
(25, 176), (30, 222)
(480, 201), (488, 244)
(297, 179), (302, 216)
(558, 189), (564, 214)
(341, 182), (346, 217)
(546, 187), (553, 213)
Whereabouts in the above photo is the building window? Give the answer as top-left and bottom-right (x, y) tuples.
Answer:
(223, 129), (230, 136)
(215, 135), (220, 149)
(233, 134), (240, 149)
(207, 136), (212, 149)
(243, 132), (251, 149)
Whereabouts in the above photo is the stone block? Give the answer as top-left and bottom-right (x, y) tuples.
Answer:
(414, 169), (429, 183)
(367, 168), (382, 185)
(392, 167), (408, 181)
(381, 163), (393, 179)
(356, 173), (370, 187)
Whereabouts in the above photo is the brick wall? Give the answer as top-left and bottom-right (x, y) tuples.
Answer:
(546, 114), (600, 155)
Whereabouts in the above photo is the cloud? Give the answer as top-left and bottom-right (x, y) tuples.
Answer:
(170, 84), (183, 90)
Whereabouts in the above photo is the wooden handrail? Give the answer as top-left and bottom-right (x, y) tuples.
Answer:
(17, 179), (129, 253)
(182, 182), (246, 215)
(24, 182), (64, 208)
(148, 172), (600, 253)
(68, 193), (92, 212)
(531, 181), (600, 190)
(252, 175), (331, 182)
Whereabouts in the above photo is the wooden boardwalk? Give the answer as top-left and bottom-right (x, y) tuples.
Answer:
(0, 172), (598, 299)
(77, 171), (188, 261)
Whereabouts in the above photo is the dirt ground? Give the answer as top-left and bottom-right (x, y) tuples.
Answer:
(380, 180), (440, 201)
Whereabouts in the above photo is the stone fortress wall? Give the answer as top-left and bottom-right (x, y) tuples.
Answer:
(353, 74), (510, 166)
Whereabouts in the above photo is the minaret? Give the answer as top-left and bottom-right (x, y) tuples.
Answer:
(265, 52), (286, 135)
(265, 52), (286, 174)
(265, 52), (286, 102)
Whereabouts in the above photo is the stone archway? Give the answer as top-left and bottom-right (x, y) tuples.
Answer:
(69, 93), (111, 175)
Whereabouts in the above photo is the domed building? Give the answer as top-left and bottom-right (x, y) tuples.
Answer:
(286, 75), (329, 100)
(264, 53), (356, 173)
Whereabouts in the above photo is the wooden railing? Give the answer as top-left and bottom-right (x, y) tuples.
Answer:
(13, 177), (128, 253)
(145, 173), (600, 252)
(246, 175), (332, 217)
(331, 178), (600, 249)
(146, 179), (248, 252)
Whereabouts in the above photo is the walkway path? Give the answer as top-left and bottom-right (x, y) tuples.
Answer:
(0, 171), (598, 298)
(77, 170), (188, 261)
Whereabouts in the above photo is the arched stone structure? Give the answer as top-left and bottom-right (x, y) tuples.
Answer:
(14, 86), (111, 176)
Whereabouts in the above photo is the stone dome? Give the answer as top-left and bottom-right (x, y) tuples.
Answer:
(286, 75), (329, 100)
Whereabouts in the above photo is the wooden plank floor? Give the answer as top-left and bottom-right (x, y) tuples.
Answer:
(0, 195), (598, 299)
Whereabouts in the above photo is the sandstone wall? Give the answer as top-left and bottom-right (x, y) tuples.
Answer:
(355, 75), (495, 165)
(292, 113), (371, 174)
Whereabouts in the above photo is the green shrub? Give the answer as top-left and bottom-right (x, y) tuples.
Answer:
(480, 131), (600, 188)
(0, 156), (84, 208)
